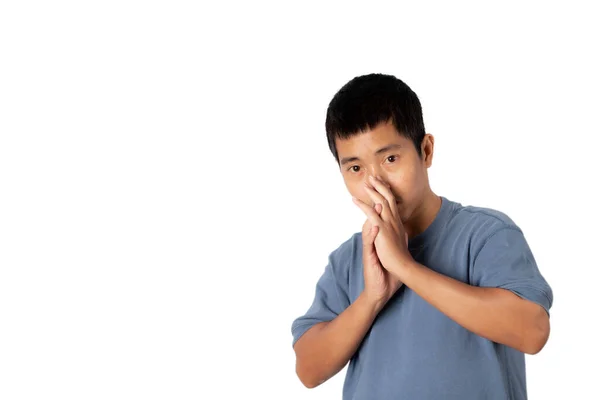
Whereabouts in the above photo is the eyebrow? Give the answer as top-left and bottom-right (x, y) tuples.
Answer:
(339, 144), (403, 166)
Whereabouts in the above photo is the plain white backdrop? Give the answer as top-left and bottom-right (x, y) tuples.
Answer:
(1, 1), (598, 399)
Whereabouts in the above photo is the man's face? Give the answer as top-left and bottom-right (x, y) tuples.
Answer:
(335, 121), (434, 224)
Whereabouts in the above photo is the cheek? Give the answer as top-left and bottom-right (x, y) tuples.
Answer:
(389, 165), (420, 199)
(388, 170), (410, 192)
(344, 177), (371, 203)
(343, 177), (359, 195)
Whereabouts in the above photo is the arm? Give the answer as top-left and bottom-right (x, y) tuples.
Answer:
(293, 291), (383, 388)
(293, 203), (401, 389)
(356, 177), (552, 355)
(398, 262), (550, 354)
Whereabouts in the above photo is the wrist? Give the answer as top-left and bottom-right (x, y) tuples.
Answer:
(359, 290), (386, 314)
(392, 259), (420, 286)
(389, 255), (417, 281)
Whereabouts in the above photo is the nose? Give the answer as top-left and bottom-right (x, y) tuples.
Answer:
(365, 165), (383, 180)
(366, 172), (389, 186)
(376, 176), (390, 187)
(365, 173), (394, 196)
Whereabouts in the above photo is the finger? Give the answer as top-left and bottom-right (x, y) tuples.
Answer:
(367, 225), (379, 249)
(368, 175), (399, 221)
(371, 225), (379, 241)
(362, 217), (371, 235)
(362, 203), (382, 234)
(364, 182), (394, 223)
(368, 223), (377, 240)
(374, 203), (383, 215)
(352, 196), (383, 227)
(362, 227), (372, 249)
(371, 175), (399, 221)
(362, 221), (378, 250)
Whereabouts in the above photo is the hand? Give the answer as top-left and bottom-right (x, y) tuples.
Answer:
(353, 175), (413, 279)
(362, 203), (403, 308)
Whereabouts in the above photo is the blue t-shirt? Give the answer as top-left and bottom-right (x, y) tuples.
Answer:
(291, 196), (553, 400)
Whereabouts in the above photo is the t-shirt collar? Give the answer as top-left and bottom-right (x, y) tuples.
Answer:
(408, 196), (452, 250)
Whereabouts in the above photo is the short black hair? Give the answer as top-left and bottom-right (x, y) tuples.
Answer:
(325, 73), (426, 164)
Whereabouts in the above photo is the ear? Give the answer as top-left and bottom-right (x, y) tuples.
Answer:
(421, 134), (435, 168)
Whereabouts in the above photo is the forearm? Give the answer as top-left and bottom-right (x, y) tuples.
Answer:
(397, 261), (549, 354)
(294, 291), (382, 388)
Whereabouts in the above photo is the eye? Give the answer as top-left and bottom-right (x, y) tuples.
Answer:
(386, 155), (398, 163)
(349, 165), (361, 173)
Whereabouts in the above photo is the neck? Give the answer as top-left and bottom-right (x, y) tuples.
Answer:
(404, 190), (442, 239)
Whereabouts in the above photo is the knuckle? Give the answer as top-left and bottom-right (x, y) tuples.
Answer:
(362, 225), (370, 237)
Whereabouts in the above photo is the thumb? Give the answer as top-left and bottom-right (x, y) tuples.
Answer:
(363, 225), (378, 249)
(370, 225), (379, 242)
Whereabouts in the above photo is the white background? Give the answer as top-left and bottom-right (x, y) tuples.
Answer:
(1, 1), (598, 399)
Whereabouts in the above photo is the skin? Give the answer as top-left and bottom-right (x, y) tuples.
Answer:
(294, 119), (551, 388)
(337, 119), (441, 240)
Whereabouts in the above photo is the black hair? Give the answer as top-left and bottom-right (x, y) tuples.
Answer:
(325, 73), (426, 164)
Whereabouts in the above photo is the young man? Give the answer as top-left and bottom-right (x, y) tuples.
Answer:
(291, 73), (553, 400)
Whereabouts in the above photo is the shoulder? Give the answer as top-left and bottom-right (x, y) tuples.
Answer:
(445, 199), (526, 254)
(326, 231), (362, 279)
(450, 199), (522, 236)
(329, 231), (362, 265)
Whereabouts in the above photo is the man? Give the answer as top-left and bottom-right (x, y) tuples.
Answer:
(291, 73), (553, 399)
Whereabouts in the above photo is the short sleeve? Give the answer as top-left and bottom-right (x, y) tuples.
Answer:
(291, 254), (350, 347)
(471, 226), (553, 315)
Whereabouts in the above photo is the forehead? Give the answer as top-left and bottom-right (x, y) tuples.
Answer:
(335, 122), (409, 156)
